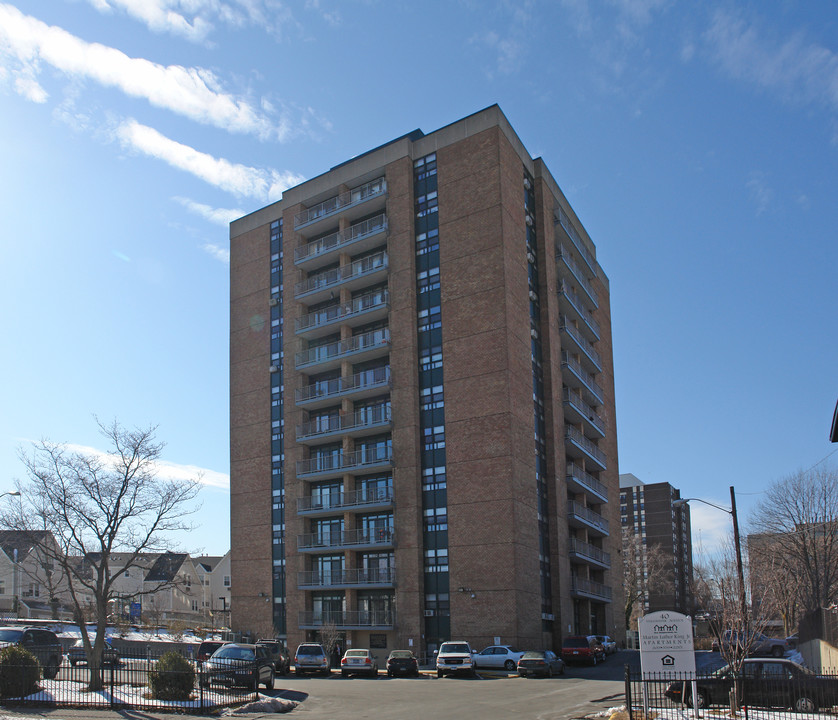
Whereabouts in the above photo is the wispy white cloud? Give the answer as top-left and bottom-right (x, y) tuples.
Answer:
(746, 171), (773, 217)
(173, 196), (245, 226)
(689, 501), (735, 558)
(705, 9), (838, 116)
(64, 442), (229, 489)
(116, 119), (304, 200)
(202, 244), (231, 264)
(0, 3), (285, 139)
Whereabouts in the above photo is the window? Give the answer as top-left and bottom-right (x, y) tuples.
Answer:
(223, 576), (231, 587)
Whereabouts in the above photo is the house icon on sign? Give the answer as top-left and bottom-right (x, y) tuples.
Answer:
(661, 655), (675, 666)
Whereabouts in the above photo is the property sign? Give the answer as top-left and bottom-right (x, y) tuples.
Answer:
(638, 611), (696, 678)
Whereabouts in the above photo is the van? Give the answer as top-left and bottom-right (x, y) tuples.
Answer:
(560, 635), (605, 666)
(0, 626), (63, 678)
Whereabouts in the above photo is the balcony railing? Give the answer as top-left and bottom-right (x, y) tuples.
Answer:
(295, 328), (390, 370)
(297, 446), (393, 479)
(555, 205), (597, 278)
(295, 251), (388, 297)
(297, 405), (392, 441)
(565, 426), (607, 470)
(295, 289), (389, 334)
(298, 610), (394, 628)
(562, 389), (606, 436)
(297, 527), (395, 551)
(570, 576), (612, 602)
(297, 486), (394, 515)
(560, 319), (602, 371)
(566, 462), (608, 502)
(569, 537), (611, 568)
(567, 499), (609, 535)
(294, 178), (386, 229)
(557, 243), (599, 308)
(298, 566), (395, 588)
(296, 366), (391, 405)
(294, 213), (388, 264)
(559, 283), (600, 340)
(561, 351), (604, 405)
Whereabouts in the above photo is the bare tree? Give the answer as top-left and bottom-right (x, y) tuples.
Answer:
(749, 466), (838, 617)
(2, 419), (200, 691)
(747, 534), (802, 636)
(622, 527), (672, 630)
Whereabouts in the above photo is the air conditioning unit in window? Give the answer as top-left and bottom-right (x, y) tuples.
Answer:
(269, 365), (279, 373)
(526, 252), (535, 264)
(530, 328), (538, 339)
(269, 298), (278, 307)
(523, 177), (532, 190)
(424, 609), (435, 617)
(525, 214), (534, 227)
(529, 290), (538, 301)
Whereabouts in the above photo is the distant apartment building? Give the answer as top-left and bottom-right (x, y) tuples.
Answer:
(230, 105), (622, 657)
(620, 473), (692, 615)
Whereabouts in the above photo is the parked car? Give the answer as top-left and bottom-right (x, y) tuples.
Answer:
(561, 635), (604, 666)
(561, 635), (605, 666)
(294, 642), (330, 676)
(197, 640), (228, 668)
(715, 630), (788, 658)
(341, 648), (378, 677)
(594, 635), (617, 655)
(436, 641), (474, 677)
(0, 626), (63, 679)
(256, 639), (290, 674)
(201, 642), (275, 690)
(386, 649), (419, 677)
(517, 650), (565, 678)
(664, 658), (838, 713)
(473, 645), (525, 671)
(67, 638), (120, 667)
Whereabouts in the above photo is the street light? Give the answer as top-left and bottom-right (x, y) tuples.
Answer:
(0, 491), (20, 499)
(674, 486), (748, 633)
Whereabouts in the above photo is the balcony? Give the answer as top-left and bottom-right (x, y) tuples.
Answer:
(295, 289), (389, 339)
(561, 351), (604, 407)
(568, 537), (611, 570)
(296, 366), (391, 409)
(297, 486), (394, 517)
(298, 566), (395, 590)
(294, 178), (386, 230)
(557, 243), (598, 309)
(298, 609), (394, 630)
(558, 283), (600, 342)
(570, 577), (612, 602)
(295, 251), (388, 303)
(297, 405), (392, 444)
(297, 527), (395, 553)
(564, 426), (606, 471)
(566, 462), (608, 503)
(296, 446), (394, 481)
(555, 205), (597, 278)
(562, 389), (606, 439)
(294, 214), (388, 269)
(295, 329), (390, 373)
(560, 319), (601, 374)
(567, 499), (609, 536)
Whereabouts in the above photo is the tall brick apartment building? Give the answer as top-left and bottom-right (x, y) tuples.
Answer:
(230, 106), (622, 657)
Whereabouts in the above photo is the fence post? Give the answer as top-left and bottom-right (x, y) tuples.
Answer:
(110, 661), (115, 707)
(624, 664), (632, 720)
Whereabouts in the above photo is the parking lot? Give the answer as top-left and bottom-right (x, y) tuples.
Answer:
(266, 652), (631, 720)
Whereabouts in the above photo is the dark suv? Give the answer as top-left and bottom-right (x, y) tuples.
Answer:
(256, 639), (290, 674)
(561, 635), (605, 666)
(0, 626), (63, 678)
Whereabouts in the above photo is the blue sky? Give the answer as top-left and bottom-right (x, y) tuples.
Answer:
(1, 1), (836, 558)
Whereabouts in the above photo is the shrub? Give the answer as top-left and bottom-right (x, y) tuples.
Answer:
(0, 645), (41, 698)
(148, 650), (194, 700)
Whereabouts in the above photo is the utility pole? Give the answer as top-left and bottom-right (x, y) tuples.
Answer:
(730, 486), (748, 633)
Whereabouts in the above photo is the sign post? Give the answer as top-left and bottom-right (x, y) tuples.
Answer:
(638, 611), (697, 717)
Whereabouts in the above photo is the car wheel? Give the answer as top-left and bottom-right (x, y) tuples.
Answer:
(264, 668), (274, 690)
(689, 690), (708, 709)
(44, 658), (59, 680)
(504, 659), (515, 671)
(794, 696), (816, 713)
(559, 663), (565, 675)
(772, 645), (785, 658)
(437, 670), (443, 678)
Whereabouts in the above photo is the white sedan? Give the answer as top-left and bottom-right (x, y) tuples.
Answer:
(473, 645), (525, 671)
(595, 635), (617, 655)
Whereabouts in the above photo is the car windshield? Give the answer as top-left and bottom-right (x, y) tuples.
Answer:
(440, 643), (470, 653)
(345, 650), (368, 657)
(563, 638), (588, 648)
(390, 651), (413, 658)
(297, 645), (323, 656)
(521, 651), (546, 659)
(0, 630), (22, 643)
(215, 646), (255, 661)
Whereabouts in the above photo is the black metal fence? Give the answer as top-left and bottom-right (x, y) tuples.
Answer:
(625, 666), (838, 719)
(0, 659), (271, 713)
